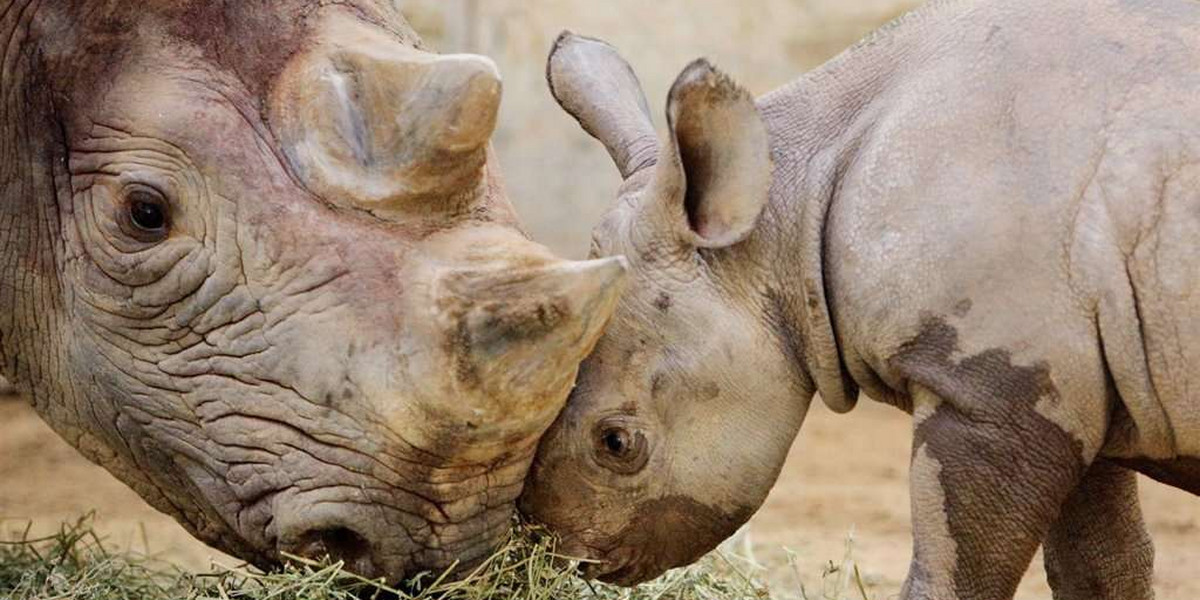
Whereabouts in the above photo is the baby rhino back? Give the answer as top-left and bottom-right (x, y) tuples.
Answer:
(821, 0), (1200, 466)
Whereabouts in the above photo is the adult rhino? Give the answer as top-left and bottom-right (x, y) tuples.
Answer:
(520, 0), (1200, 597)
(1, 0), (626, 583)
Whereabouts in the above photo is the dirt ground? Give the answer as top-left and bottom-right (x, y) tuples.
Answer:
(2, 398), (1197, 599)
(750, 402), (1200, 599)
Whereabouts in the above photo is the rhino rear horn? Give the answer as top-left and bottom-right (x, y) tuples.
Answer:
(547, 32), (659, 179)
(272, 12), (501, 212)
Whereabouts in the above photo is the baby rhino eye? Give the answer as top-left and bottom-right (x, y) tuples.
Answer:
(593, 420), (650, 475)
(121, 187), (170, 242)
(603, 429), (631, 456)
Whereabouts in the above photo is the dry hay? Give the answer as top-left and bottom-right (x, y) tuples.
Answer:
(0, 516), (873, 600)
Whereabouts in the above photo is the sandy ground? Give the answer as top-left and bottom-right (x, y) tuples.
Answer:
(2, 397), (1197, 598)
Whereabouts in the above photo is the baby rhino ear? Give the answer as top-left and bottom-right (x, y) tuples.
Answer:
(547, 34), (770, 250)
(546, 32), (660, 179)
(657, 60), (772, 249)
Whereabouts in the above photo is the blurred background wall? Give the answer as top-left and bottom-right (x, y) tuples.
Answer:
(397, 0), (924, 257)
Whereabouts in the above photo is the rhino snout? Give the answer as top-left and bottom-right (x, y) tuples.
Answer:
(269, 482), (513, 582)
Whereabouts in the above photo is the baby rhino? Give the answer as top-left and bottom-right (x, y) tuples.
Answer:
(520, 0), (1200, 598)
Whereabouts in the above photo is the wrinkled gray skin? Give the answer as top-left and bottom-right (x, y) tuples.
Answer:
(521, 0), (1200, 597)
(1, 0), (628, 583)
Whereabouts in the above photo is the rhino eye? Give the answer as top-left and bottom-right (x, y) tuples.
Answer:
(603, 429), (630, 456)
(593, 421), (650, 475)
(121, 187), (170, 242)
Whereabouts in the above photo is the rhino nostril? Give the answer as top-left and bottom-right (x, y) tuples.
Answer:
(294, 527), (375, 576)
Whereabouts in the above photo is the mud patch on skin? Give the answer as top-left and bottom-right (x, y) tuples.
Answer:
(650, 373), (666, 400)
(465, 298), (568, 355)
(653, 292), (672, 313)
(439, 277), (570, 389)
(1043, 460), (1155, 600)
(892, 316), (1086, 597)
(952, 298), (973, 318)
(598, 495), (753, 586)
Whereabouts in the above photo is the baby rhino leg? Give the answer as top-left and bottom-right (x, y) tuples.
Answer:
(902, 385), (1089, 600)
(891, 316), (1114, 600)
(1043, 460), (1155, 600)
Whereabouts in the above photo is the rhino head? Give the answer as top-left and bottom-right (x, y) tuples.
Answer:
(1, 2), (626, 581)
(520, 34), (814, 585)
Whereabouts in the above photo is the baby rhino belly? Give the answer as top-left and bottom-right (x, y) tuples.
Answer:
(1110, 457), (1200, 497)
(1106, 160), (1200, 462)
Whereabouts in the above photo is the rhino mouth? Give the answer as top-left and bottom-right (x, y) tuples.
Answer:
(577, 546), (670, 587)
(548, 533), (662, 587)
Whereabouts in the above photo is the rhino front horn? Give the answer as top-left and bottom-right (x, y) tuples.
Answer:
(432, 257), (629, 435)
(271, 12), (501, 212)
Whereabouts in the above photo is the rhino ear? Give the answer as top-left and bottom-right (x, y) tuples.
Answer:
(547, 32), (659, 179)
(653, 60), (772, 249)
(271, 12), (501, 212)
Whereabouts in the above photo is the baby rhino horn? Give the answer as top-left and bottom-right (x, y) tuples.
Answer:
(271, 12), (501, 212)
(434, 257), (628, 426)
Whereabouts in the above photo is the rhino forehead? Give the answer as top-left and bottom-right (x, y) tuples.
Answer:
(154, 1), (420, 98)
(165, 2), (314, 98)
